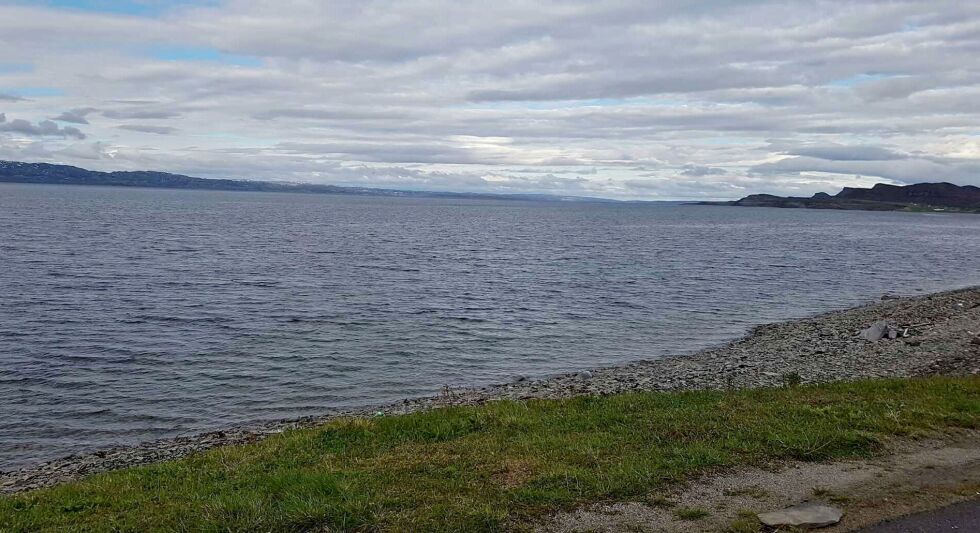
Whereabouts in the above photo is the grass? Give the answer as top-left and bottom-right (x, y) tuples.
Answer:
(781, 371), (803, 387)
(1, 376), (978, 532)
(726, 513), (762, 533)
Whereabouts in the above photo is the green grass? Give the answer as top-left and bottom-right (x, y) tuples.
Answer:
(725, 515), (762, 533)
(1, 377), (978, 532)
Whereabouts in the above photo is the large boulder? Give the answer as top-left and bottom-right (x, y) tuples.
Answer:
(758, 502), (843, 529)
(859, 320), (889, 342)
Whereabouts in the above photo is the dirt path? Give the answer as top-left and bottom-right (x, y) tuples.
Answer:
(539, 431), (980, 532)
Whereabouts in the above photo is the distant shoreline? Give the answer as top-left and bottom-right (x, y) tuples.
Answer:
(0, 160), (622, 203)
(3, 285), (978, 494)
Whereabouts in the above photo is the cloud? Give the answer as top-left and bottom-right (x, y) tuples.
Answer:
(276, 141), (463, 162)
(752, 156), (980, 187)
(750, 140), (980, 187)
(0, 114), (86, 139)
(0, 94), (26, 102)
(253, 108), (414, 121)
(103, 109), (181, 119)
(52, 107), (98, 124)
(118, 124), (177, 134)
(780, 144), (909, 161)
(1, 0), (979, 199)
(680, 165), (727, 177)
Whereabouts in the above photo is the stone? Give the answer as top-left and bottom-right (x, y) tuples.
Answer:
(859, 320), (889, 342)
(758, 502), (843, 529)
(577, 371), (593, 380)
(971, 335), (980, 346)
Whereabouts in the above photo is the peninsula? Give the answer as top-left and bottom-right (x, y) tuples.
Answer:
(701, 182), (980, 213)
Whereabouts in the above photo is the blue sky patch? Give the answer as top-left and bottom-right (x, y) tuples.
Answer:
(32, 0), (217, 17)
(146, 46), (262, 67)
(0, 63), (33, 74)
(0, 86), (65, 97)
(826, 73), (896, 87)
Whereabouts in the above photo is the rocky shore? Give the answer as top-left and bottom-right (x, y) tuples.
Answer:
(3, 286), (979, 494)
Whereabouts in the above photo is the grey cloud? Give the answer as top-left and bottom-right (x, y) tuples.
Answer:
(680, 165), (727, 177)
(753, 141), (980, 185)
(57, 141), (112, 160)
(52, 107), (98, 124)
(854, 76), (941, 101)
(106, 100), (160, 105)
(118, 124), (177, 134)
(752, 156), (980, 187)
(0, 115), (86, 139)
(322, 166), (593, 194)
(254, 108), (413, 121)
(467, 66), (787, 102)
(513, 167), (599, 175)
(275, 141), (484, 164)
(103, 110), (181, 119)
(0, 94), (26, 102)
(782, 144), (909, 161)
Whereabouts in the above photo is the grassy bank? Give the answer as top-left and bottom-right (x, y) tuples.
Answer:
(2, 377), (978, 532)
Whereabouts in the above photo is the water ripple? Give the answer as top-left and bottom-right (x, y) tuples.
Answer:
(2, 183), (980, 469)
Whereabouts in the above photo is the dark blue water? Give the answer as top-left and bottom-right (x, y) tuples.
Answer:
(2, 183), (980, 469)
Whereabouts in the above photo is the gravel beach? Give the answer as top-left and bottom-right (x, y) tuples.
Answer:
(3, 286), (978, 494)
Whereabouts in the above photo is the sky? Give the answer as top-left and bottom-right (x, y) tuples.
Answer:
(1, 0), (978, 200)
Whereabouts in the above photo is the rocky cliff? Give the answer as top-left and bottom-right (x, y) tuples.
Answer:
(702, 182), (980, 213)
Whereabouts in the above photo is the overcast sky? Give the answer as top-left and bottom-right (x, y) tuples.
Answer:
(1, 0), (978, 200)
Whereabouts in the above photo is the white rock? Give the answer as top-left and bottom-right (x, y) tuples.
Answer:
(858, 320), (889, 342)
(758, 502), (843, 529)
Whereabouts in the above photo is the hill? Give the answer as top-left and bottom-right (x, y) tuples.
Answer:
(700, 182), (980, 213)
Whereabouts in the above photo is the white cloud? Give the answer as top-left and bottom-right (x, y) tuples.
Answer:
(52, 107), (98, 124)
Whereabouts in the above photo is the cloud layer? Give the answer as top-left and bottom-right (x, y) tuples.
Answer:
(0, 0), (978, 199)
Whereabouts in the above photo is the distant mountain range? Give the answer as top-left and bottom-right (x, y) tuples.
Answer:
(699, 182), (980, 213)
(0, 160), (617, 203)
